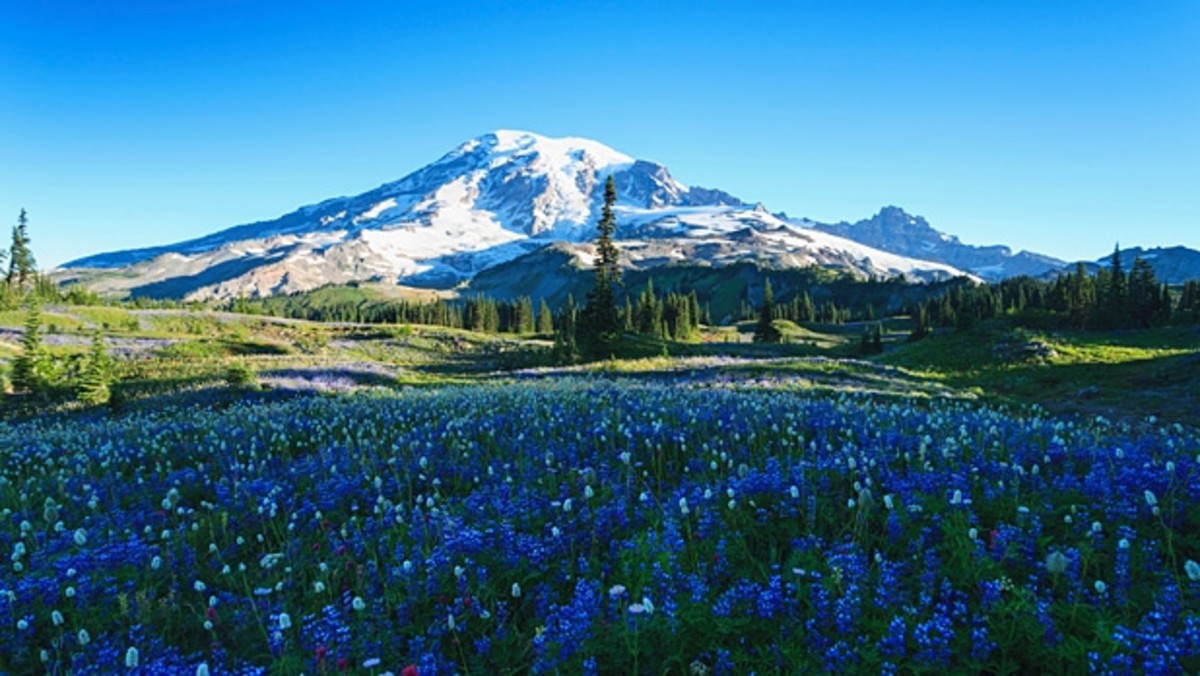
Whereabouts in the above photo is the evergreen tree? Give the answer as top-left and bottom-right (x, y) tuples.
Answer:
(1101, 243), (1126, 327)
(77, 331), (113, 405)
(1127, 257), (1161, 327)
(554, 293), (580, 363)
(516, 296), (535, 334)
(860, 322), (884, 355)
(6, 210), (36, 290)
(1066, 262), (1096, 329)
(579, 176), (622, 355)
(536, 299), (554, 334)
(1178, 281), (1200, 323)
(799, 292), (815, 323)
(10, 300), (46, 393)
(909, 303), (931, 342)
(753, 278), (782, 343)
(635, 279), (662, 336)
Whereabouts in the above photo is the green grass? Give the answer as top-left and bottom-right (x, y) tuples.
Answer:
(7, 297), (1198, 430)
(883, 322), (1200, 427)
(68, 305), (140, 331)
(0, 310), (86, 331)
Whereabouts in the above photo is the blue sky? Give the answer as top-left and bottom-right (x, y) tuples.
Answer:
(2, 1), (1197, 268)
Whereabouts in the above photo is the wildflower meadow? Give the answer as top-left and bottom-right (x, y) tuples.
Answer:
(1, 379), (1198, 673)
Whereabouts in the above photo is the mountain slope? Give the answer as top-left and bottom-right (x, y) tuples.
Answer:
(59, 131), (972, 300)
(802, 206), (1065, 281)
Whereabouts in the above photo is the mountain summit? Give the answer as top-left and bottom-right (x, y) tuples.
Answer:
(61, 131), (970, 300)
(806, 206), (1065, 281)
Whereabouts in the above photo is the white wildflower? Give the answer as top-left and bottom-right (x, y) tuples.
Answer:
(1045, 551), (1068, 575)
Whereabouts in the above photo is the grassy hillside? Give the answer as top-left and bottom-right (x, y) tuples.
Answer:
(3, 296), (1197, 430)
(882, 321), (1200, 427)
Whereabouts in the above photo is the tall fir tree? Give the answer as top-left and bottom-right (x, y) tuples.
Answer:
(6, 209), (36, 290)
(753, 278), (782, 343)
(579, 175), (622, 355)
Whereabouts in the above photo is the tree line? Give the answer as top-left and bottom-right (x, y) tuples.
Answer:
(910, 245), (1200, 337)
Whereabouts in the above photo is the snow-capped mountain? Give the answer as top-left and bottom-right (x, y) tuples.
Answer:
(60, 131), (972, 300)
(799, 206), (1065, 282)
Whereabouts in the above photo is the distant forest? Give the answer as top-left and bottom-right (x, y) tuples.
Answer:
(228, 263), (973, 338)
(911, 246), (1200, 338)
(229, 246), (1200, 341)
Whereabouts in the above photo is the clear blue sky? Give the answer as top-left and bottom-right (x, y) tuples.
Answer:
(2, 1), (1197, 268)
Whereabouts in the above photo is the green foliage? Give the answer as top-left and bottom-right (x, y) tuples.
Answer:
(9, 301), (47, 394)
(224, 361), (259, 390)
(753, 278), (782, 343)
(537, 298), (554, 334)
(553, 293), (580, 364)
(76, 332), (113, 405)
(914, 247), (1190, 334)
(62, 284), (104, 306)
(628, 279), (701, 341)
(859, 322), (884, 355)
